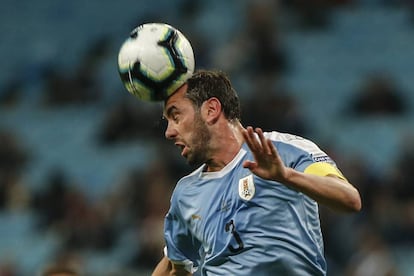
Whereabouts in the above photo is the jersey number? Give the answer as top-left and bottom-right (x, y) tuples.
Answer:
(225, 220), (244, 253)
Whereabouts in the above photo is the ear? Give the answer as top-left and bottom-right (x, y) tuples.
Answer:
(202, 97), (222, 124)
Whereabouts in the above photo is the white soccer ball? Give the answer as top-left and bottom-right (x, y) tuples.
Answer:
(118, 23), (195, 101)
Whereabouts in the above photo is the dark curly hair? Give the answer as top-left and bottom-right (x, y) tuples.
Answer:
(185, 70), (241, 122)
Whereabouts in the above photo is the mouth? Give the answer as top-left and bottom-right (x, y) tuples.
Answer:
(175, 142), (188, 157)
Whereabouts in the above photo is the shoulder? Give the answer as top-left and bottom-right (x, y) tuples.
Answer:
(264, 131), (324, 156)
(263, 131), (338, 171)
(170, 165), (204, 203)
(176, 165), (204, 187)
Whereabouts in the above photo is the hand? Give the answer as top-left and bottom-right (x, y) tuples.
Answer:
(242, 126), (290, 183)
(242, 127), (362, 212)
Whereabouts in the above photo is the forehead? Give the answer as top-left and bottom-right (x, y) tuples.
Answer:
(164, 84), (190, 112)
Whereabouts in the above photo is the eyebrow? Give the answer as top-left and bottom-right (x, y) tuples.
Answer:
(163, 105), (178, 119)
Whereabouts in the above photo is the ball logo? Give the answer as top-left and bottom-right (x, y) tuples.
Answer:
(238, 175), (255, 201)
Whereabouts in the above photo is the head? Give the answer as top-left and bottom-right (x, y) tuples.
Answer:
(163, 70), (241, 167)
(184, 70), (241, 121)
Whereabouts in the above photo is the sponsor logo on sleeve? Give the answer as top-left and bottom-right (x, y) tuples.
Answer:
(312, 154), (333, 163)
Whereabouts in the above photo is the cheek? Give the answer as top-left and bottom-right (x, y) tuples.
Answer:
(174, 120), (193, 139)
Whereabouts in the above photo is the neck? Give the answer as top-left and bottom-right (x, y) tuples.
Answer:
(204, 120), (245, 172)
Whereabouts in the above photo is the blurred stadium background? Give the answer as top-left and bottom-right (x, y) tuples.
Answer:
(1, 0), (414, 275)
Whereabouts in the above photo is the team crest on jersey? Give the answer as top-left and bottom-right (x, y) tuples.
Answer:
(238, 174), (255, 201)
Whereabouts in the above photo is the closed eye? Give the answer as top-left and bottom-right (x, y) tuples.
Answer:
(164, 105), (179, 122)
(171, 112), (180, 123)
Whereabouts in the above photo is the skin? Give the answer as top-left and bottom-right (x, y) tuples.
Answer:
(46, 274), (77, 276)
(163, 84), (244, 171)
(154, 84), (362, 276)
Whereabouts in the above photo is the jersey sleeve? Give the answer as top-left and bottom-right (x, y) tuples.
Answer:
(270, 133), (346, 180)
(164, 196), (201, 273)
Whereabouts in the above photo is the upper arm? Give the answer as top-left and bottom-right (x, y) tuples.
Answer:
(304, 161), (346, 180)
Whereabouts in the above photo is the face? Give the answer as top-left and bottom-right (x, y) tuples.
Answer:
(164, 85), (211, 166)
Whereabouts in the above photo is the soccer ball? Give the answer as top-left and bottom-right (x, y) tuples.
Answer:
(118, 23), (195, 101)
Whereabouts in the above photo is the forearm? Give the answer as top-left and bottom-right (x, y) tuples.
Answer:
(152, 256), (171, 276)
(283, 168), (361, 212)
(152, 256), (192, 276)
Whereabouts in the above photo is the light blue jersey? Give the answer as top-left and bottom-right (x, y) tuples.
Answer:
(164, 131), (343, 275)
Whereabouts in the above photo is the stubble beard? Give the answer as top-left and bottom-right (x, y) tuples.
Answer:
(186, 113), (211, 167)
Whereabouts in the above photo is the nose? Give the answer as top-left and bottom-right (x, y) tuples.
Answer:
(164, 121), (177, 140)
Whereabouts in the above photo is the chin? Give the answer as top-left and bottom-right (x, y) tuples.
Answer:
(187, 156), (204, 167)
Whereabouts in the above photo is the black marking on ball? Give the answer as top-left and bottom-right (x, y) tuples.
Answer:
(158, 29), (188, 76)
(130, 29), (138, 38)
